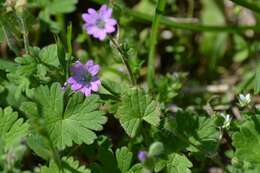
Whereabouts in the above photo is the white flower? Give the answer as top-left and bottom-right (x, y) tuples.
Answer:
(220, 113), (232, 129)
(238, 93), (251, 107)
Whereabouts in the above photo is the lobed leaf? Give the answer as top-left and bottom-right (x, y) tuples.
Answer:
(116, 88), (161, 137)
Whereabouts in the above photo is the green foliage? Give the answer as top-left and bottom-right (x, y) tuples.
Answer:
(41, 157), (91, 173)
(166, 153), (193, 173)
(116, 88), (161, 137)
(116, 147), (133, 173)
(0, 107), (29, 151)
(26, 83), (107, 150)
(166, 111), (220, 156)
(232, 115), (260, 165)
(1, 0), (260, 172)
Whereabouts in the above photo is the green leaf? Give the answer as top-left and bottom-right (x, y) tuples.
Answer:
(116, 147), (133, 173)
(27, 133), (52, 160)
(40, 160), (60, 173)
(166, 153), (193, 173)
(41, 157), (90, 173)
(62, 157), (91, 173)
(174, 111), (219, 156)
(254, 62), (260, 94)
(0, 59), (17, 72)
(39, 44), (60, 67)
(48, 0), (78, 15)
(32, 83), (107, 149)
(0, 107), (29, 150)
(127, 164), (143, 173)
(232, 115), (260, 164)
(116, 88), (161, 137)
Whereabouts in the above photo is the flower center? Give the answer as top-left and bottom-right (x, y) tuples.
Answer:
(96, 19), (105, 29)
(79, 72), (92, 83)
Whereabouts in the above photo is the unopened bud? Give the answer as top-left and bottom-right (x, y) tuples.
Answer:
(148, 141), (164, 157)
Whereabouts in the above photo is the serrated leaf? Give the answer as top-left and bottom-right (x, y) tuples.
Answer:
(41, 157), (90, 173)
(127, 164), (143, 173)
(32, 83), (107, 149)
(0, 59), (17, 72)
(116, 147), (133, 173)
(27, 133), (52, 160)
(232, 115), (260, 164)
(174, 111), (219, 156)
(39, 44), (60, 67)
(116, 88), (161, 137)
(0, 107), (29, 150)
(62, 157), (91, 173)
(41, 160), (60, 173)
(166, 153), (192, 173)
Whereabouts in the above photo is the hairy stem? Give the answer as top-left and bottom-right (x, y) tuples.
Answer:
(109, 36), (136, 85)
(147, 0), (166, 90)
(16, 13), (30, 55)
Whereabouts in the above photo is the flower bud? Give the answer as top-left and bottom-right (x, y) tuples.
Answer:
(137, 151), (148, 162)
(148, 141), (164, 157)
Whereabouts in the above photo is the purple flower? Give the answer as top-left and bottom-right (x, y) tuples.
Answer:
(138, 151), (148, 162)
(66, 60), (101, 96)
(82, 5), (117, 41)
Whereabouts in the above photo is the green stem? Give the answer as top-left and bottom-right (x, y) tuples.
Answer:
(125, 8), (260, 32)
(66, 24), (73, 80)
(91, 0), (260, 33)
(47, 136), (64, 172)
(147, 0), (166, 90)
(229, 0), (260, 14)
(109, 36), (136, 85)
(16, 13), (30, 55)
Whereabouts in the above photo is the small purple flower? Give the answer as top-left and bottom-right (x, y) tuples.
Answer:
(82, 5), (117, 41)
(66, 60), (101, 96)
(138, 151), (148, 162)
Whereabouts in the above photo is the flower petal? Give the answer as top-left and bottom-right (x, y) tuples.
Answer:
(88, 8), (97, 14)
(88, 64), (100, 76)
(71, 83), (82, 91)
(105, 18), (117, 26)
(105, 25), (115, 33)
(80, 86), (92, 96)
(91, 79), (101, 92)
(82, 14), (96, 24)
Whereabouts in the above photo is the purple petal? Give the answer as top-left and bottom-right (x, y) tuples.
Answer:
(94, 30), (106, 40)
(99, 5), (112, 19)
(71, 83), (82, 91)
(90, 79), (101, 92)
(86, 60), (94, 68)
(70, 61), (84, 74)
(88, 8), (97, 14)
(67, 77), (76, 84)
(88, 64), (100, 76)
(80, 86), (92, 96)
(86, 26), (99, 35)
(82, 14), (96, 24)
(105, 25), (115, 33)
(105, 18), (117, 26)
(99, 5), (108, 14)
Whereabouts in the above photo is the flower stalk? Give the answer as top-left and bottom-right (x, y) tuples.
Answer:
(147, 0), (166, 90)
(109, 36), (136, 85)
